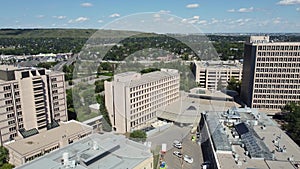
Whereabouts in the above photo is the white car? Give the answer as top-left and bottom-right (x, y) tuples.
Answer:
(173, 151), (182, 158)
(173, 140), (182, 149)
(183, 155), (193, 164)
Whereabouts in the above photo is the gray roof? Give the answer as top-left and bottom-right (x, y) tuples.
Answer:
(16, 133), (152, 169)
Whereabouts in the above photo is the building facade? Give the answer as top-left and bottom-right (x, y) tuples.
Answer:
(0, 65), (67, 145)
(105, 69), (180, 133)
(241, 36), (300, 112)
(192, 60), (243, 90)
(5, 120), (93, 167)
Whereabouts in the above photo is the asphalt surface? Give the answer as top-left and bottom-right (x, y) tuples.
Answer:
(147, 125), (203, 169)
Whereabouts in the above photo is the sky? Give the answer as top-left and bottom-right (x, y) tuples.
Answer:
(0, 0), (300, 33)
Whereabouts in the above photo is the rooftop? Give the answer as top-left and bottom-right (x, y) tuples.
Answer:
(157, 91), (239, 124)
(5, 120), (93, 156)
(113, 69), (179, 87)
(16, 133), (153, 169)
(194, 60), (242, 69)
(205, 107), (300, 169)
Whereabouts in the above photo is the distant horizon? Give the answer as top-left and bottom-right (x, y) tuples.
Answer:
(1, 0), (300, 33)
(0, 27), (300, 35)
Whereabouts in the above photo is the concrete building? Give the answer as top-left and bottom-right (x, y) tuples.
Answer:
(0, 65), (67, 145)
(200, 106), (300, 169)
(5, 120), (93, 167)
(105, 69), (180, 133)
(16, 133), (153, 169)
(241, 36), (300, 112)
(192, 60), (243, 90)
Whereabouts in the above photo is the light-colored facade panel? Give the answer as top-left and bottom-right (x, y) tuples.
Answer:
(0, 65), (68, 145)
(105, 69), (180, 133)
(192, 60), (243, 91)
(241, 36), (300, 112)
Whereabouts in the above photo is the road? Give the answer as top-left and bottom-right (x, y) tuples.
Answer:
(147, 125), (203, 169)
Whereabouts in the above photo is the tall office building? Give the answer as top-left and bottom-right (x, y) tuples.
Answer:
(192, 60), (243, 90)
(241, 36), (300, 112)
(0, 65), (67, 145)
(105, 69), (180, 133)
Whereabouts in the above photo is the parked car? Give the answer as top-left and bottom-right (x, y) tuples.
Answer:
(173, 151), (182, 158)
(173, 140), (182, 149)
(183, 155), (193, 164)
(201, 161), (211, 169)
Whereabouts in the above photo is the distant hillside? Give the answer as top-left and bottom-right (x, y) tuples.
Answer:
(0, 29), (144, 39)
(0, 29), (97, 38)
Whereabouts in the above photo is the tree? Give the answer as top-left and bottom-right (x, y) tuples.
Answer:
(0, 146), (8, 167)
(129, 130), (147, 142)
(0, 163), (14, 169)
(227, 77), (241, 94)
(94, 80), (104, 93)
(281, 103), (300, 145)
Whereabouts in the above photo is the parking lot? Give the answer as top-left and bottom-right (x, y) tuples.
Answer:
(147, 125), (203, 169)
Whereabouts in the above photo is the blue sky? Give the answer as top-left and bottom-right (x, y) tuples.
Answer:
(0, 0), (299, 33)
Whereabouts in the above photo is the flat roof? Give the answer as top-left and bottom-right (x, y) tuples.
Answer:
(157, 91), (239, 124)
(194, 60), (242, 69)
(114, 69), (179, 87)
(16, 133), (152, 169)
(5, 120), (93, 156)
(205, 107), (300, 169)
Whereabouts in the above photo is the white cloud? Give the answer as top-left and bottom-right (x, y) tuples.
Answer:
(238, 7), (254, 12)
(97, 20), (103, 23)
(297, 7), (300, 11)
(211, 18), (219, 24)
(158, 10), (171, 14)
(68, 17), (89, 23)
(227, 9), (235, 12)
(168, 17), (174, 22)
(273, 17), (281, 24)
(80, 2), (93, 7)
(198, 20), (207, 25)
(186, 3), (199, 8)
(36, 15), (45, 18)
(153, 13), (160, 18)
(193, 16), (200, 20)
(181, 16), (201, 24)
(277, 0), (300, 5)
(109, 13), (120, 18)
(53, 16), (66, 19)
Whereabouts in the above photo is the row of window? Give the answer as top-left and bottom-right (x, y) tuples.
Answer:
(130, 89), (178, 104)
(255, 78), (300, 84)
(130, 97), (178, 115)
(255, 73), (300, 78)
(254, 94), (300, 99)
(129, 76), (179, 92)
(256, 62), (300, 68)
(254, 84), (300, 89)
(130, 112), (156, 127)
(130, 84), (179, 98)
(257, 57), (300, 62)
(257, 52), (300, 57)
(256, 68), (300, 73)
(257, 45), (300, 51)
(253, 104), (283, 110)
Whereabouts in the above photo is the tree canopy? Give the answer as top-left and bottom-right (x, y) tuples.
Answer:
(282, 102), (300, 145)
(129, 130), (147, 142)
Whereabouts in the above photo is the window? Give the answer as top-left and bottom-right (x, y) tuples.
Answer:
(3, 86), (11, 91)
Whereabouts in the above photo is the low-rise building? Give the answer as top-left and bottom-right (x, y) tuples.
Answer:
(5, 120), (93, 167)
(16, 133), (153, 169)
(192, 60), (242, 90)
(200, 107), (300, 169)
